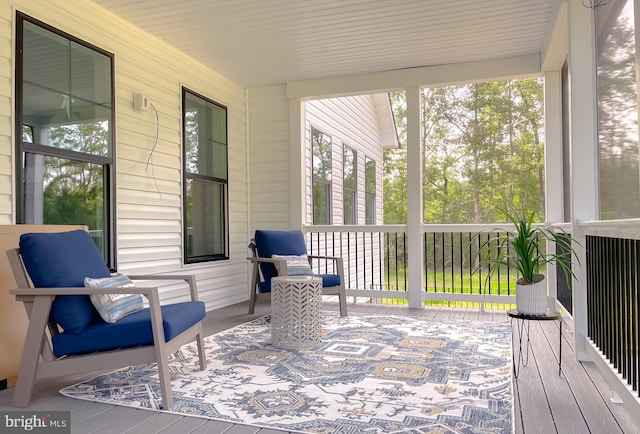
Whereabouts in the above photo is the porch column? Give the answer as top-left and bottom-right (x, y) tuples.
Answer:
(406, 86), (424, 308)
(568, 0), (598, 361)
(543, 70), (563, 300)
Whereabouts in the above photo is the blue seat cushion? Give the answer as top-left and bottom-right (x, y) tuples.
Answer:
(51, 301), (206, 357)
(258, 273), (341, 293)
(20, 230), (111, 334)
(318, 273), (341, 288)
(254, 230), (308, 288)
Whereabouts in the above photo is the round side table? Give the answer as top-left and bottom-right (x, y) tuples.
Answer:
(507, 309), (562, 379)
(271, 275), (323, 350)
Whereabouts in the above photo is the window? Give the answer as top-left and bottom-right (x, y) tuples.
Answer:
(343, 145), (357, 224)
(16, 13), (115, 265)
(183, 88), (228, 263)
(365, 157), (376, 224)
(312, 126), (332, 224)
(596, 0), (640, 219)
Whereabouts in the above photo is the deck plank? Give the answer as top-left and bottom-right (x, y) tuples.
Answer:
(256, 429), (294, 434)
(123, 412), (193, 433)
(509, 318), (557, 434)
(183, 419), (237, 434)
(525, 320), (590, 433)
(512, 378), (524, 434)
(73, 405), (138, 433)
(580, 361), (640, 434)
(92, 406), (159, 434)
(70, 402), (117, 425)
(539, 320), (628, 434)
(155, 416), (209, 433)
(447, 306), (468, 320)
(220, 424), (262, 433)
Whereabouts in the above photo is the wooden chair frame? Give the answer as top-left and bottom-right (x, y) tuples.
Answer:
(7, 248), (207, 409)
(248, 242), (348, 316)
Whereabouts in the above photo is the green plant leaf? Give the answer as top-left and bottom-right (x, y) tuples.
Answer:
(472, 208), (580, 288)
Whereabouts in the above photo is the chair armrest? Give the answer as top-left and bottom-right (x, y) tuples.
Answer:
(10, 286), (161, 299)
(308, 254), (341, 261)
(247, 257), (282, 264)
(11, 286), (159, 296)
(247, 257), (289, 276)
(307, 255), (345, 277)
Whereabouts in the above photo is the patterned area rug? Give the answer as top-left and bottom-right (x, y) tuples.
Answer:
(60, 314), (513, 433)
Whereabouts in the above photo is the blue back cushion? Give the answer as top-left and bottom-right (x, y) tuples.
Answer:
(254, 230), (307, 284)
(20, 230), (111, 334)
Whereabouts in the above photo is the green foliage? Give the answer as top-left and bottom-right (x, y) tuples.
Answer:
(385, 79), (545, 225)
(475, 208), (578, 286)
(41, 122), (108, 232)
(597, 6), (640, 219)
(384, 92), (408, 224)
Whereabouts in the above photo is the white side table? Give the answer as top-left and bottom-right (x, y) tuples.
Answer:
(271, 275), (323, 349)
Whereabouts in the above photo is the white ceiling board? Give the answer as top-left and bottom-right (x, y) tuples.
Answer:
(90, 0), (558, 88)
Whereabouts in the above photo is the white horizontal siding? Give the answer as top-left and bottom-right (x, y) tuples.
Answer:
(0, 1), (13, 225)
(304, 95), (386, 290)
(305, 95), (385, 226)
(248, 85), (291, 232)
(0, 0), (249, 310)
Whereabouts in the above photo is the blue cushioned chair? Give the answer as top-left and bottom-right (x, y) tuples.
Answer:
(248, 230), (347, 316)
(7, 229), (207, 409)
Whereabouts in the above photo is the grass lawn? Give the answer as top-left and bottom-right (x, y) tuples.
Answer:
(379, 268), (517, 309)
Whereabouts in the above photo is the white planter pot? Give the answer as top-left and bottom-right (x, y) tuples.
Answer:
(515, 274), (547, 316)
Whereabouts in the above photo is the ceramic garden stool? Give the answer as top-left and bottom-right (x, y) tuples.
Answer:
(271, 275), (323, 349)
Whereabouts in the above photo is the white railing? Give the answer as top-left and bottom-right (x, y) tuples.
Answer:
(304, 223), (566, 309)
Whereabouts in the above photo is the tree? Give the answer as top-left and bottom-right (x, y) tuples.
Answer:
(596, 1), (640, 219)
(384, 78), (545, 225)
(384, 92), (408, 224)
(42, 122), (108, 230)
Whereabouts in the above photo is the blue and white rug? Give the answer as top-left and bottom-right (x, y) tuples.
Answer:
(60, 314), (513, 433)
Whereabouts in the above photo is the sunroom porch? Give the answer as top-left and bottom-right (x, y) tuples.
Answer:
(2, 0), (640, 432)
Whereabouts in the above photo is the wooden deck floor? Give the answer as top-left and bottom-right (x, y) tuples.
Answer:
(1, 298), (640, 433)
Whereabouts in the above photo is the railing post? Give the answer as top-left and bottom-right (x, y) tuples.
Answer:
(568, 0), (598, 362)
(406, 86), (424, 308)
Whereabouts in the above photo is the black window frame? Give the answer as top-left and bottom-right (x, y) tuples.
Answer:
(365, 156), (376, 224)
(311, 125), (332, 225)
(343, 144), (357, 224)
(15, 12), (116, 267)
(182, 87), (229, 264)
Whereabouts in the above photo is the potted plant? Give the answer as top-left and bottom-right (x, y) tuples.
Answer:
(475, 208), (578, 316)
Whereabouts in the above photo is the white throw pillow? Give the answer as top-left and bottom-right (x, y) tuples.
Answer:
(84, 273), (144, 323)
(271, 254), (313, 276)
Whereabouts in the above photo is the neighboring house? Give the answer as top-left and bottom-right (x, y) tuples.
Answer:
(304, 95), (396, 291)
(304, 95), (394, 227)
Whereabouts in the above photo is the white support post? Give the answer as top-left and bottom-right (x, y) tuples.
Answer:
(406, 86), (424, 308)
(568, 0), (598, 361)
(544, 70), (563, 301)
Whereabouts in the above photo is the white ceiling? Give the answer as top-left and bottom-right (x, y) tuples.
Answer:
(90, 0), (558, 88)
